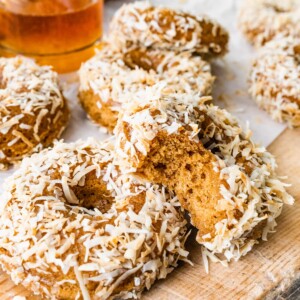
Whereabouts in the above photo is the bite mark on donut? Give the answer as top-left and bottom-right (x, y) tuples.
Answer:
(115, 94), (294, 263)
(135, 131), (227, 239)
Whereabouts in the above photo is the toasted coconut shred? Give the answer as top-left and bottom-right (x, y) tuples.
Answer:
(0, 4), (295, 298)
(0, 56), (68, 167)
(238, 0), (300, 47)
(79, 45), (214, 114)
(109, 1), (229, 58)
(250, 36), (300, 127)
(114, 92), (294, 268)
(0, 138), (189, 299)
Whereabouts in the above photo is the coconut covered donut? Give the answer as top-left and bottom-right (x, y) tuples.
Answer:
(239, 0), (300, 47)
(110, 1), (229, 59)
(0, 138), (189, 300)
(0, 56), (69, 169)
(114, 91), (294, 264)
(250, 36), (300, 127)
(79, 44), (214, 131)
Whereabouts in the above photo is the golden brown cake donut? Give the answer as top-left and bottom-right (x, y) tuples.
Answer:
(0, 138), (189, 299)
(110, 1), (229, 59)
(250, 36), (300, 127)
(0, 56), (69, 169)
(238, 0), (300, 47)
(114, 93), (294, 265)
(79, 43), (214, 131)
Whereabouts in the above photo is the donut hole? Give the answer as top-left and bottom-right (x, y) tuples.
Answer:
(136, 131), (227, 237)
(123, 49), (167, 72)
(71, 171), (114, 213)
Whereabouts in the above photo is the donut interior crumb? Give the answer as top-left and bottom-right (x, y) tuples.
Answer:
(135, 131), (227, 239)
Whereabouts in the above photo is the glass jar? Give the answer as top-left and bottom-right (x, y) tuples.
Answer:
(0, 0), (103, 73)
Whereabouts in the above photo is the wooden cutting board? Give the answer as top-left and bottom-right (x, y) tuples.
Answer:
(1, 128), (299, 300)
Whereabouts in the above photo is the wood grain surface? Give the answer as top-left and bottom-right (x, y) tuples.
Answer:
(0, 128), (299, 300)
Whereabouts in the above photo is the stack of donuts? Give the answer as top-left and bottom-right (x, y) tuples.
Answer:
(239, 0), (300, 127)
(0, 2), (294, 300)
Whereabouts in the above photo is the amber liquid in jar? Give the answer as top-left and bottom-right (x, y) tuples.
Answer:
(0, 0), (103, 72)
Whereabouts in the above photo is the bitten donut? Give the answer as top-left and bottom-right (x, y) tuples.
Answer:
(110, 1), (229, 59)
(114, 92), (294, 265)
(239, 0), (300, 47)
(0, 138), (188, 300)
(0, 56), (69, 169)
(250, 36), (300, 127)
(79, 44), (214, 131)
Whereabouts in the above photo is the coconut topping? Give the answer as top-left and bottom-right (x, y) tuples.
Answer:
(238, 0), (300, 47)
(109, 1), (229, 58)
(0, 56), (68, 168)
(114, 93), (294, 266)
(79, 44), (214, 117)
(250, 36), (300, 127)
(0, 138), (188, 299)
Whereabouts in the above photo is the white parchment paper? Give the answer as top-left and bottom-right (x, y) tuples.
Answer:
(0, 0), (286, 186)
